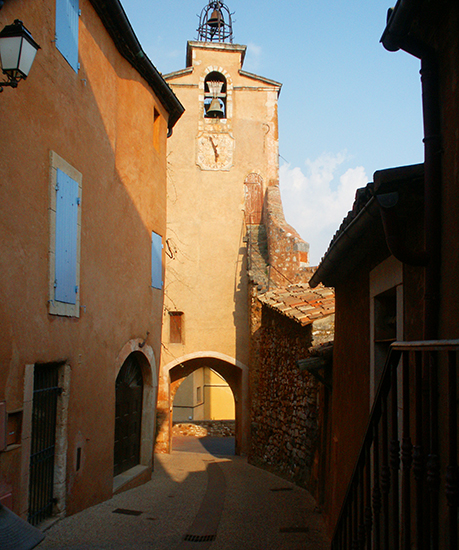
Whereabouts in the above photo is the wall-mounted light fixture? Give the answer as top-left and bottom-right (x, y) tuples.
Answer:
(0, 20), (40, 92)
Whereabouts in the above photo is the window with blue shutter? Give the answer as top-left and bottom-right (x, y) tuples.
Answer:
(55, 168), (79, 304)
(55, 0), (79, 72)
(151, 231), (163, 290)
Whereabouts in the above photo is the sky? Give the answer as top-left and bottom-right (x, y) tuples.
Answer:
(121, 0), (424, 265)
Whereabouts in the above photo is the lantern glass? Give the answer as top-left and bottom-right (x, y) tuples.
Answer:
(0, 36), (21, 71)
(0, 20), (40, 81)
(17, 37), (38, 77)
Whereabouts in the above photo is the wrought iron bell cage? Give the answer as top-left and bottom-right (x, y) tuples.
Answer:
(197, 1), (234, 43)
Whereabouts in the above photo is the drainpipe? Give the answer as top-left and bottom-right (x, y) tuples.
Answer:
(381, 3), (442, 341)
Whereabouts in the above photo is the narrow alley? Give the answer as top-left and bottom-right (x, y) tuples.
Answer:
(39, 437), (329, 550)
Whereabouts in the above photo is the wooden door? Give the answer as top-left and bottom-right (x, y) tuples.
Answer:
(114, 354), (143, 476)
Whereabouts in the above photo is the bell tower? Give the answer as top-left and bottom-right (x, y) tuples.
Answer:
(156, 1), (301, 456)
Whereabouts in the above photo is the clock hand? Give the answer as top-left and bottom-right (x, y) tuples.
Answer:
(209, 137), (219, 161)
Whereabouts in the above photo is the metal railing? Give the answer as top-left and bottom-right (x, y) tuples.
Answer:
(28, 364), (61, 526)
(331, 340), (459, 549)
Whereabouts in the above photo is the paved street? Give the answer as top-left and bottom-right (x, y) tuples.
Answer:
(39, 437), (329, 549)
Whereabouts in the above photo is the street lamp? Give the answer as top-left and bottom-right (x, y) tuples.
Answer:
(0, 20), (40, 92)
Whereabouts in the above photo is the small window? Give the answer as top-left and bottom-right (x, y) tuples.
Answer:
(196, 386), (202, 404)
(204, 72), (226, 119)
(55, 0), (79, 72)
(169, 312), (183, 344)
(6, 411), (22, 447)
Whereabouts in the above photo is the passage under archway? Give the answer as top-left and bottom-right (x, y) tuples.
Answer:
(164, 355), (246, 455)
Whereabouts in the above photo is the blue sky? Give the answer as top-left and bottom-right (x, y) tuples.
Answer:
(121, 0), (424, 265)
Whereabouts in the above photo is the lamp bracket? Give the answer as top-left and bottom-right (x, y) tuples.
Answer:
(0, 79), (19, 92)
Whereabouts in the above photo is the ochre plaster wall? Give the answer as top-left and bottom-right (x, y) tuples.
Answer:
(0, 0), (169, 517)
(173, 367), (235, 422)
(157, 41), (281, 453)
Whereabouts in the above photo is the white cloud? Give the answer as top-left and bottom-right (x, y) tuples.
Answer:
(245, 42), (262, 70)
(279, 152), (368, 266)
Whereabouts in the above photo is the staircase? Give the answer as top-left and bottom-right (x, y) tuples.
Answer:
(332, 340), (459, 549)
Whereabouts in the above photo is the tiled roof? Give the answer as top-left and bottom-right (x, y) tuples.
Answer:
(258, 283), (335, 326)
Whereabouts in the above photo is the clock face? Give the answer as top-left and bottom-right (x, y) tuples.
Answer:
(196, 132), (234, 171)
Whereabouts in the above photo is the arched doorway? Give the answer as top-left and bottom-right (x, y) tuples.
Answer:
(114, 353), (143, 476)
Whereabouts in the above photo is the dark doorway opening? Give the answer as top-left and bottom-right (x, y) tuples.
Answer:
(28, 362), (61, 526)
(114, 353), (143, 476)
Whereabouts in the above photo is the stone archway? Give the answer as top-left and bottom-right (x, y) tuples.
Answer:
(156, 352), (249, 455)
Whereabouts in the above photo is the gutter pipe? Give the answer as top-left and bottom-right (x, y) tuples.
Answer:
(381, 0), (442, 341)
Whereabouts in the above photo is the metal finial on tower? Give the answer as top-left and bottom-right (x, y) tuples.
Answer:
(197, 1), (234, 43)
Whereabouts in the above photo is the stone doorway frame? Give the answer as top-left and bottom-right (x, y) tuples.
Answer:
(113, 340), (157, 492)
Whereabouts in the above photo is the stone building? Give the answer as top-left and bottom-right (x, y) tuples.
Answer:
(0, 0), (182, 523)
(157, 3), (333, 484)
(249, 284), (334, 494)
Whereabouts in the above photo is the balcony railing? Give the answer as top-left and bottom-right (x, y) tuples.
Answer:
(331, 340), (459, 550)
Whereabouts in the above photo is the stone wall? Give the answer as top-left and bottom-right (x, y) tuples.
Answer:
(173, 420), (235, 437)
(263, 186), (311, 285)
(249, 300), (320, 490)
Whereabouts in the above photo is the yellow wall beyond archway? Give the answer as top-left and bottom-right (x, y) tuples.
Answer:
(173, 367), (235, 422)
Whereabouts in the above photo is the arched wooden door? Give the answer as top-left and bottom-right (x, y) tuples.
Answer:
(114, 353), (143, 476)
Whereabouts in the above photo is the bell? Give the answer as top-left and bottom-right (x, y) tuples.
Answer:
(206, 98), (224, 118)
(208, 9), (223, 28)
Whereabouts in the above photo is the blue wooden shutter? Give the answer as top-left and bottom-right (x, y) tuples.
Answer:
(55, 169), (79, 304)
(151, 232), (163, 289)
(55, 0), (79, 72)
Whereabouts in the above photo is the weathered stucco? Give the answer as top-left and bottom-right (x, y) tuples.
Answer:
(0, 0), (173, 518)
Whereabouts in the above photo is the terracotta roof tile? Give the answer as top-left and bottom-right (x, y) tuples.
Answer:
(258, 283), (335, 326)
